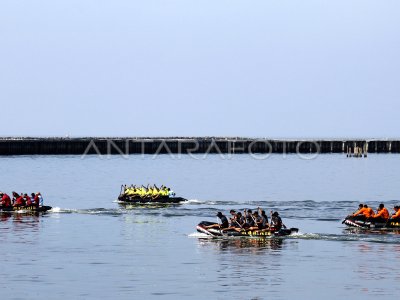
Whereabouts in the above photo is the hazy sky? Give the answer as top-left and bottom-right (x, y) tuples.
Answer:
(0, 1), (399, 138)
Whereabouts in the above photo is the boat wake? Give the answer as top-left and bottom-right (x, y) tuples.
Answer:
(287, 232), (400, 244)
(46, 207), (125, 215)
(49, 207), (62, 213)
(190, 229), (400, 245)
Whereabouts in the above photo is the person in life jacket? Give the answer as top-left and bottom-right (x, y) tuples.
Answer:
(31, 193), (38, 207)
(242, 209), (255, 229)
(0, 192), (12, 208)
(258, 209), (270, 230)
(24, 194), (32, 206)
(221, 210), (242, 232)
(270, 211), (286, 231)
(248, 211), (263, 230)
(37, 193), (44, 206)
(12, 192), (20, 205)
(162, 187), (169, 197)
(139, 187), (147, 198)
(13, 194), (26, 207)
(362, 204), (374, 219)
(390, 206), (400, 220)
(229, 212), (246, 232)
(167, 188), (175, 197)
(373, 203), (390, 222)
(353, 204), (367, 219)
(205, 212), (229, 229)
(228, 210), (237, 225)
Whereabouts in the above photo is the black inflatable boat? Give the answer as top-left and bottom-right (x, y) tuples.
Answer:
(118, 195), (187, 204)
(0, 205), (52, 213)
(196, 221), (299, 237)
(343, 215), (400, 229)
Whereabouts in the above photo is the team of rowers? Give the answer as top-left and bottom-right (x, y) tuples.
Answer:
(352, 203), (400, 222)
(0, 192), (43, 208)
(206, 208), (286, 232)
(121, 184), (176, 199)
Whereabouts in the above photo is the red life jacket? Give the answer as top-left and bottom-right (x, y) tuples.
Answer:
(14, 196), (25, 206)
(2, 194), (12, 207)
(25, 196), (32, 206)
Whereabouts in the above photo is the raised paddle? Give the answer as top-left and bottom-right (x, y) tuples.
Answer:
(270, 210), (273, 228)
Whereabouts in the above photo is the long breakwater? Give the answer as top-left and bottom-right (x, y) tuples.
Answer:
(0, 138), (399, 155)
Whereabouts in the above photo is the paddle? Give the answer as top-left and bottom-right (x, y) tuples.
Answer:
(270, 210), (273, 228)
(384, 216), (394, 228)
(249, 213), (260, 230)
(231, 217), (244, 232)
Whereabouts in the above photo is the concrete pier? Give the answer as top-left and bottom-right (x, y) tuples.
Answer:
(0, 137), (399, 155)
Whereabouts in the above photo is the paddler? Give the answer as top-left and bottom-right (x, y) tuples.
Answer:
(162, 185), (170, 196)
(12, 192), (20, 204)
(31, 193), (39, 207)
(228, 210), (237, 223)
(0, 192), (12, 208)
(139, 187), (146, 198)
(243, 209), (255, 228)
(391, 206), (400, 219)
(152, 186), (161, 199)
(258, 208), (270, 229)
(352, 204), (367, 220)
(362, 204), (374, 219)
(145, 187), (152, 198)
(35, 192), (44, 206)
(226, 211), (246, 232)
(24, 193), (32, 206)
(372, 203), (390, 222)
(270, 211), (286, 231)
(247, 211), (263, 230)
(13, 193), (25, 207)
(205, 212), (229, 230)
(222, 210), (243, 232)
(167, 188), (175, 197)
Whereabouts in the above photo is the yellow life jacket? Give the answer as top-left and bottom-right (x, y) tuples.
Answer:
(128, 189), (137, 196)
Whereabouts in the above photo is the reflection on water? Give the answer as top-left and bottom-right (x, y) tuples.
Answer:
(197, 237), (293, 253)
(0, 213), (41, 247)
(0, 213), (40, 231)
(344, 228), (400, 236)
(119, 203), (183, 210)
(353, 242), (399, 297)
(195, 237), (302, 298)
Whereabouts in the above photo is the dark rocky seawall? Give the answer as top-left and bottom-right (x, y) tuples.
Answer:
(0, 137), (399, 155)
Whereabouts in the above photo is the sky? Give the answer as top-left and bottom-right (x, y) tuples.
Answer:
(0, 0), (399, 138)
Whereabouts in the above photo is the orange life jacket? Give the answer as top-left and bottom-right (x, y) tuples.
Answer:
(363, 207), (374, 218)
(353, 207), (366, 216)
(374, 208), (389, 219)
(392, 210), (400, 219)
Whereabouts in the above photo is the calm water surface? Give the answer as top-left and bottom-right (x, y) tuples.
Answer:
(1, 154), (399, 299)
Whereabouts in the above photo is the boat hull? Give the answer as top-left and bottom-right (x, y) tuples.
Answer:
(118, 196), (187, 204)
(343, 216), (400, 229)
(196, 221), (299, 237)
(0, 205), (52, 213)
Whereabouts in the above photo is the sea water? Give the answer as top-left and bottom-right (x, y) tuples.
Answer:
(0, 154), (399, 299)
